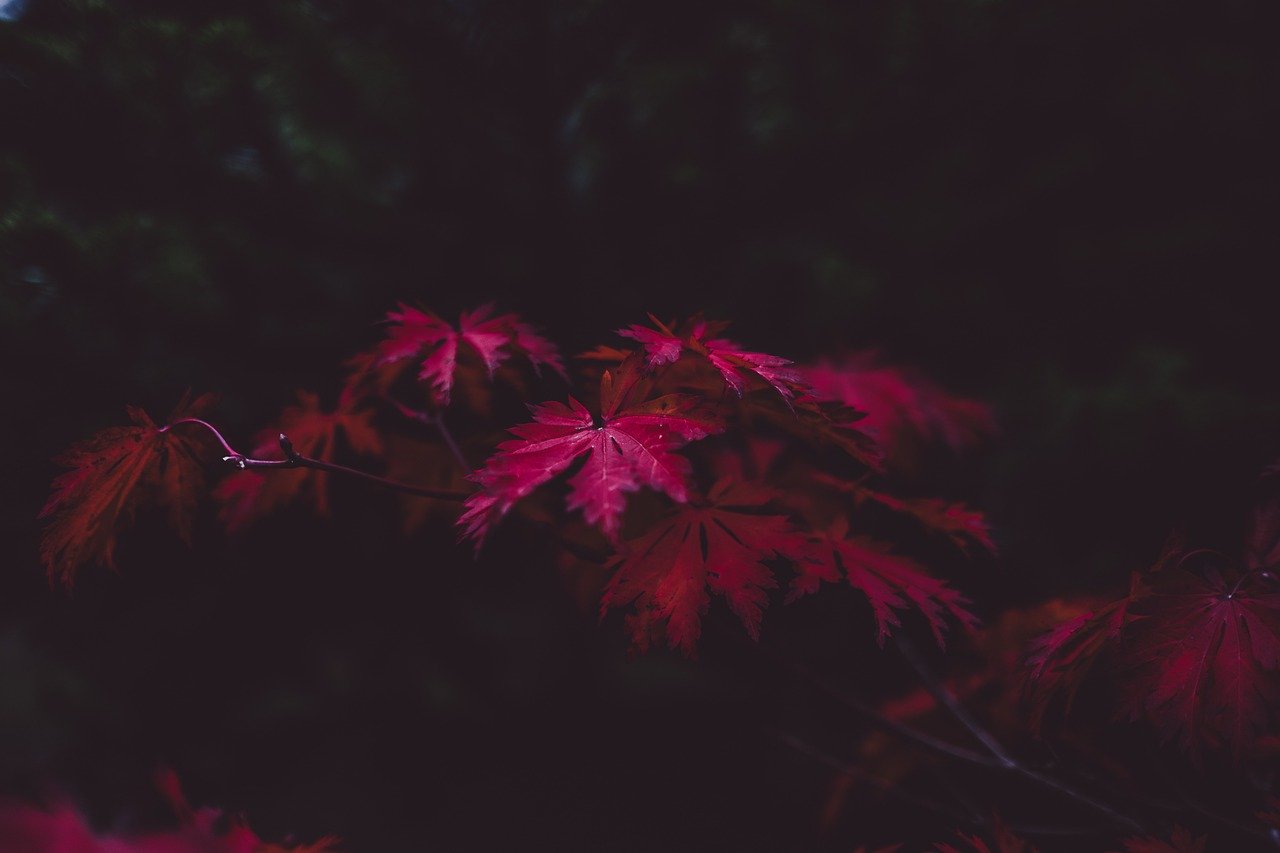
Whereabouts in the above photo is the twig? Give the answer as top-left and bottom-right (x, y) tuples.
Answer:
(891, 633), (1146, 834)
(383, 397), (471, 473)
(777, 732), (1104, 839)
(165, 419), (470, 502)
(776, 731), (974, 826)
(892, 633), (1014, 766)
(754, 641), (1004, 768)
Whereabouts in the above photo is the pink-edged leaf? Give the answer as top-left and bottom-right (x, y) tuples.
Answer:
(801, 354), (994, 458)
(459, 363), (723, 545)
(375, 303), (564, 405)
(617, 315), (805, 402)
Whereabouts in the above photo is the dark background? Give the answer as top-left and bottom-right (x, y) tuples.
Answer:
(2, 1), (1278, 850)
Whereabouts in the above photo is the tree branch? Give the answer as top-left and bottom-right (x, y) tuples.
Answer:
(165, 419), (470, 502)
(753, 641), (1005, 769)
(777, 732), (1105, 839)
(891, 633), (1146, 835)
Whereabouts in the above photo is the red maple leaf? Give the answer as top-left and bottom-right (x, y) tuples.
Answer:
(459, 359), (723, 545)
(785, 516), (977, 647)
(1125, 563), (1280, 758)
(215, 390), (383, 530)
(1023, 592), (1133, 731)
(802, 354), (994, 460)
(618, 315), (805, 402)
(39, 393), (216, 587)
(371, 303), (564, 406)
(600, 479), (796, 655)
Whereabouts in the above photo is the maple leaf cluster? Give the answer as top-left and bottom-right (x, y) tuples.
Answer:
(461, 315), (992, 655)
(40, 306), (990, 661)
(37, 299), (1280, 847)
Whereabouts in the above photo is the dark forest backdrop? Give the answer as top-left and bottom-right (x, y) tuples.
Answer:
(2, 1), (1278, 850)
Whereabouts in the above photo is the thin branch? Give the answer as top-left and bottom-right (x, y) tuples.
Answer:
(383, 397), (470, 473)
(227, 433), (471, 502)
(1180, 793), (1277, 846)
(776, 731), (974, 826)
(162, 418), (240, 458)
(891, 633), (1146, 835)
(165, 419), (470, 502)
(432, 411), (470, 473)
(893, 633), (1015, 766)
(777, 732), (1104, 839)
(753, 641), (1004, 768)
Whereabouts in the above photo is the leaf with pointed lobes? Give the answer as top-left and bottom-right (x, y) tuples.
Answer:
(785, 517), (977, 647)
(617, 315), (806, 402)
(801, 353), (995, 460)
(370, 302), (565, 406)
(214, 389), (382, 531)
(39, 392), (216, 588)
(459, 356), (723, 546)
(601, 479), (798, 656)
(1125, 562), (1280, 760)
(819, 476), (996, 555)
(1122, 826), (1208, 853)
(1023, 589), (1134, 732)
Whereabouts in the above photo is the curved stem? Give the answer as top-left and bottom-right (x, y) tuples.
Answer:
(165, 419), (470, 502)
(225, 433), (471, 502)
(382, 397), (470, 473)
(161, 418), (241, 458)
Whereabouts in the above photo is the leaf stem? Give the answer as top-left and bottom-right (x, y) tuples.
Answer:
(164, 419), (469, 502)
(382, 397), (471, 473)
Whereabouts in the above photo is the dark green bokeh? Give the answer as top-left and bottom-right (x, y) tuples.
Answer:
(2, 1), (1277, 849)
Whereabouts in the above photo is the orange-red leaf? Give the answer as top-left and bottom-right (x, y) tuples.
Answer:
(601, 479), (795, 655)
(786, 517), (977, 647)
(39, 393), (215, 587)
